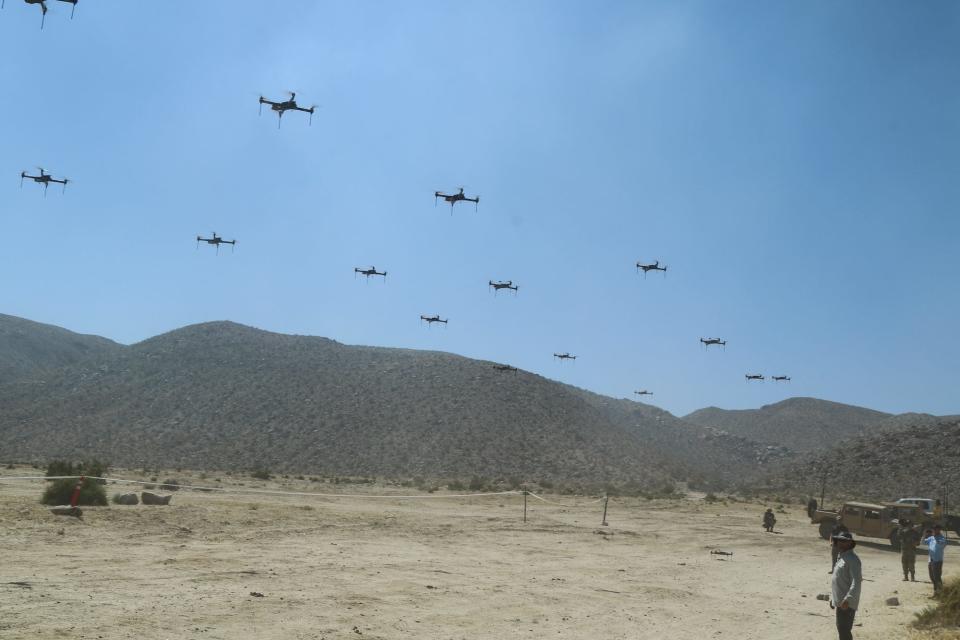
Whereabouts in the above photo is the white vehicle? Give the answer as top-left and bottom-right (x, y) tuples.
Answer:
(895, 498), (939, 516)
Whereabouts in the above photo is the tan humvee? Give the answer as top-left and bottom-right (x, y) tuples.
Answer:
(811, 501), (926, 550)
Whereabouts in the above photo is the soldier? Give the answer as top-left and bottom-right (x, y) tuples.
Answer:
(807, 497), (819, 519)
(763, 508), (776, 532)
(897, 519), (920, 581)
(830, 520), (850, 573)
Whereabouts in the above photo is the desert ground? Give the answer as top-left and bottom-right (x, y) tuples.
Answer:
(0, 468), (955, 640)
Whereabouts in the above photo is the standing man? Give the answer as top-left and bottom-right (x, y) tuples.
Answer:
(808, 497), (819, 519)
(922, 524), (947, 595)
(763, 508), (776, 532)
(830, 531), (862, 640)
(897, 519), (920, 581)
(830, 520), (850, 573)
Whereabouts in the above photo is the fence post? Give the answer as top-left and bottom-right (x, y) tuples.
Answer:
(523, 490), (528, 523)
(70, 476), (85, 507)
(601, 495), (609, 526)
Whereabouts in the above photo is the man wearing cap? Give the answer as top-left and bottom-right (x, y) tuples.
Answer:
(922, 524), (947, 595)
(897, 519), (921, 582)
(830, 531), (861, 640)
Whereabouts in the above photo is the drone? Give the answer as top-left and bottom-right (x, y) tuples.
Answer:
(7, 0), (78, 29)
(493, 364), (518, 373)
(700, 337), (726, 349)
(420, 314), (448, 326)
(489, 280), (518, 294)
(355, 266), (387, 280)
(636, 260), (668, 276)
(20, 168), (69, 195)
(258, 92), (316, 128)
(554, 353), (577, 361)
(196, 232), (236, 254)
(772, 375), (791, 382)
(745, 374), (765, 381)
(634, 390), (653, 396)
(434, 187), (479, 213)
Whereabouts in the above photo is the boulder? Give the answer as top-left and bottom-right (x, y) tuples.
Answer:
(141, 491), (172, 506)
(885, 597), (900, 606)
(115, 493), (139, 505)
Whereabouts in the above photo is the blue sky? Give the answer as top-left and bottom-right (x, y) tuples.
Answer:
(1, 1), (957, 416)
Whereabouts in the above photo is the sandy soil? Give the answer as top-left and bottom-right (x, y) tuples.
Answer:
(0, 468), (956, 640)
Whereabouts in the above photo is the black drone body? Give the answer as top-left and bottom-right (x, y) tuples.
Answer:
(700, 337), (727, 349)
(420, 314), (448, 326)
(489, 280), (518, 294)
(553, 352), (577, 361)
(196, 232), (236, 254)
(493, 364), (518, 373)
(434, 187), (479, 213)
(355, 266), (387, 280)
(745, 374), (765, 381)
(12, 0), (78, 29)
(634, 390), (653, 396)
(20, 168), (69, 195)
(636, 260), (668, 276)
(258, 92), (316, 128)
(772, 375), (791, 382)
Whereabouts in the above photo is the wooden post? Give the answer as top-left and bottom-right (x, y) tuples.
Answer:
(601, 495), (609, 526)
(523, 491), (528, 523)
(819, 472), (827, 510)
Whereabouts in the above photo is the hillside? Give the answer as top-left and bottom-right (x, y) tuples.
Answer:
(748, 416), (960, 510)
(0, 320), (686, 489)
(683, 397), (891, 452)
(0, 313), (121, 384)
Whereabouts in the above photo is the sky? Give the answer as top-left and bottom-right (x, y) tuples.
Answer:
(1, 1), (957, 417)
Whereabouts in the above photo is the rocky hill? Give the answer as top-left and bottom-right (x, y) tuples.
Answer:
(0, 320), (688, 489)
(0, 314), (121, 384)
(748, 416), (960, 511)
(683, 397), (891, 453)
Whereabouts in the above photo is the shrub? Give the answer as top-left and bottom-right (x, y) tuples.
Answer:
(914, 579), (960, 628)
(251, 468), (271, 481)
(160, 479), (182, 491)
(45, 459), (110, 484)
(468, 476), (487, 491)
(447, 479), (466, 491)
(704, 492), (719, 503)
(42, 478), (107, 506)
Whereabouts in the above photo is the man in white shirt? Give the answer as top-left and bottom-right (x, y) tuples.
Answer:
(830, 531), (862, 640)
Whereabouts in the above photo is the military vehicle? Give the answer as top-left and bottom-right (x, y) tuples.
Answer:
(811, 501), (927, 550)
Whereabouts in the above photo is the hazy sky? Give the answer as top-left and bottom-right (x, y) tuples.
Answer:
(1, 1), (957, 416)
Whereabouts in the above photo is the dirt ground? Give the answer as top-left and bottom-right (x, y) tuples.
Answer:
(1, 468), (956, 640)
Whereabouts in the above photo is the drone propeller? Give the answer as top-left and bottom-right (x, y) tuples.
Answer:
(61, 178), (70, 193)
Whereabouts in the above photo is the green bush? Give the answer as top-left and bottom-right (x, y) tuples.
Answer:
(45, 459), (110, 484)
(704, 492), (719, 503)
(914, 579), (960, 628)
(447, 479), (466, 491)
(251, 468), (271, 481)
(42, 478), (107, 506)
(468, 476), (487, 491)
(160, 478), (182, 491)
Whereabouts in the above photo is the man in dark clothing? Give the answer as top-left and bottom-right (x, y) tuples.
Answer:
(763, 508), (776, 532)
(807, 497), (818, 519)
(830, 531), (862, 640)
(897, 520), (921, 581)
(830, 521), (850, 573)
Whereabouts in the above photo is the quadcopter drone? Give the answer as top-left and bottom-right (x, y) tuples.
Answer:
(553, 352), (577, 361)
(745, 374), (765, 381)
(420, 314), (448, 326)
(20, 168), (69, 195)
(434, 187), (479, 213)
(258, 92), (316, 128)
(196, 232), (236, 254)
(355, 266), (387, 280)
(772, 375), (791, 382)
(700, 337), (727, 349)
(6, 0), (78, 29)
(634, 390), (653, 396)
(636, 260), (668, 276)
(493, 364), (518, 373)
(489, 280), (518, 294)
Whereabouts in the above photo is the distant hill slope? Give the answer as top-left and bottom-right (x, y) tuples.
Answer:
(0, 320), (684, 489)
(0, 314), (121, 384)
(748, 416), (960, 510)
(683, 397), (891, 452)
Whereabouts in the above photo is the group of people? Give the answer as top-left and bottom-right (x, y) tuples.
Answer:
(826, 520), (948, 640)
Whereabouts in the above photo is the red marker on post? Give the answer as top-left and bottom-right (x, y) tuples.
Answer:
(69, 476), (85, 508)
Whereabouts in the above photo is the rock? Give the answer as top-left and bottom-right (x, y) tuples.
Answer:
(49, 506), (82, 518)
(115, 493), (139, 505)
(249, 592), (264, 598)
(816, 593), (830, 601)
(885, 597), (900, 606)
(141, 491), (172, 506)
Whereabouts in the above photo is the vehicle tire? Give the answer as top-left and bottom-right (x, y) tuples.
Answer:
(819, 521), (833, 540)
(889, 531), (901, 551)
